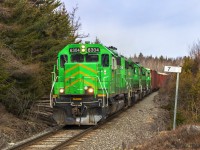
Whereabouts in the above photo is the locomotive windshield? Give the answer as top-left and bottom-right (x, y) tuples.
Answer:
(86, 54), (98, 62)
(71, 54), (99, 63)
(71, 54), (84, 62)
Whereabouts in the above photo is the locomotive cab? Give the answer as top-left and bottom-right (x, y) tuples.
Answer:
(51, 44), (120, 125)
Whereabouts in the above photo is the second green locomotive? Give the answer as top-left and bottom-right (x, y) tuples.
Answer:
(50, 43), (151, 125)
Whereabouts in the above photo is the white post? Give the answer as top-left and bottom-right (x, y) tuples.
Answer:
(173, 72), (180, 130)
(164, 66), (182, 130)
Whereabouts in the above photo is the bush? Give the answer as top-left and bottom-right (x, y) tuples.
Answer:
(166, 42), (200, 127)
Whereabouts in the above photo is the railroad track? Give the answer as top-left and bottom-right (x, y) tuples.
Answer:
(6, 107), (127, 150)
(54, 108), (128, 149)
(6, 125), (87, 150)
(29, 98), (56, 126)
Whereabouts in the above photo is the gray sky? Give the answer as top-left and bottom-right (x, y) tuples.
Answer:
(62, 0), (200, 58)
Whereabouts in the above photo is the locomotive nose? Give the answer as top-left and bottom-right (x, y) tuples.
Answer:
(65, 63), (98, 95)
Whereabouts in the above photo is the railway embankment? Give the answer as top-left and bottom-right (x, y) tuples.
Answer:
(1, 92), (200, 149)
(0, 103), (48, 149)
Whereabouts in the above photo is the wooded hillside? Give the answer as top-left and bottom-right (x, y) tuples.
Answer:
(0, 0), (84, 116)
(131, 53), (182, 72)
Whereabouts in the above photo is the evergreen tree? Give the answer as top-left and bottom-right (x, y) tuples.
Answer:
(0, 0), (85, 116)
(0, 59), (11, 99)
(0, 0), (83, 61)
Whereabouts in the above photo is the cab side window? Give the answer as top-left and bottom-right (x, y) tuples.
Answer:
(60, 55), (68, 68)
(141, 68), (146, 75)
(102, 54), (109, 67)
(112, 57), (117, 70)
(146, 71), (150, 77)
(134, 67), (138, 74)
(117, 57), (121, 66)
(125, 61), (129, 69)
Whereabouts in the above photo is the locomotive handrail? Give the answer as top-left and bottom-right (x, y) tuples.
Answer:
(102, 76), (109, 107)
(98, 76), (107, 107)
(52, 65), (57, 82)
(123, 77), (133, 99)
(83, 75), (108, 107)
(83, 75), (108, 104)
(50, 75), (58, 108)
(123, 77), (132, 90)
(50, 65), (57, 108)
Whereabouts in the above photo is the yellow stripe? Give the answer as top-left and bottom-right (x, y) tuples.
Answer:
(65, 64), (97, 75)
(79, 71), (88, 77)
(65, 64), (79, 74)
(65, 71), (80, 82)
(53, 95), (58, 98)
(97, 94), (106, 97)
(79, 71), (96, 81)
(84, 80), (94, 87)
(79, 64), (97, 74)
(65, 78), (95, 89)
(65, 78), (81, 88)
(65, 71), (96, 82)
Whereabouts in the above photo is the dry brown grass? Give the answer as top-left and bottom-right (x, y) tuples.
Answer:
(0, 46), (42, 76)
(0, 6), (12, 18)
(133, 125), (200, 150)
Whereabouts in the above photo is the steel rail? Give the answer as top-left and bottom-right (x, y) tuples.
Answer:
(51, 108), (127, 150)
(6, 125), (64, 150)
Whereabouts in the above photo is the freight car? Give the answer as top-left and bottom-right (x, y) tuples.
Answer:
(150, 70), (167, 91)
(50, 43), (166, 125)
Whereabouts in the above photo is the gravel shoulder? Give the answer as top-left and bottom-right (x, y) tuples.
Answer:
(74, 91), (170, 150)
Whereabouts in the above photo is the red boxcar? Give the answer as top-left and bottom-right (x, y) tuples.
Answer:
(157, 72), (168, 88)
(151, 70), (168, 91)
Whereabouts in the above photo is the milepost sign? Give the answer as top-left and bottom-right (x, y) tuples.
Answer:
(164, 66), (182, 73)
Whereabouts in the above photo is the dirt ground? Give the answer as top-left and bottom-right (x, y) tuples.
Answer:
(0, 103), (48, 149)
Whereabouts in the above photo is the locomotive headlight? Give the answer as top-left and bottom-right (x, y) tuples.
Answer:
(59, 88), (64, 94)
(84, 86), (88, 90)
(81, 45), (86, 53)
(81, 45), (85, 49)
(81, 48), (86, 52)
(88, 88), (94, 93)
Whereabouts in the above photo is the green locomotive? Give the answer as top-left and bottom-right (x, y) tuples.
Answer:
(50, 43), (151, 125)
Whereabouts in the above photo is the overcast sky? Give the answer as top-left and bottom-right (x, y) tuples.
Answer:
(62, 0), (200, 58)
